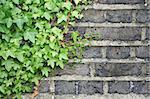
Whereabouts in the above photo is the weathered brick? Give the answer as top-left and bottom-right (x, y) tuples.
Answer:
(39, 80), (50, 93)
(81, 10), (106, 23)
(135, 47), (150, 59)
(135, 10), (150, 23)
(95, 63), (150, 77)
(55, 81), (76, 95)
(85, 27), (141, 41)
(78, 81), (103, 94)
(96, 0), (145, 4)
(132, 81), (150, 94)
(83, 47), (102, 58)
(106, 47), (130, 59)
(106, 10), (132, 23)
(55, 64), (90, 76)
(108, 81), (130, 94)
(146, 28), (150, 40)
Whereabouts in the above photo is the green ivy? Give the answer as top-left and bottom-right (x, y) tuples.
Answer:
(0, 0), (87, 98)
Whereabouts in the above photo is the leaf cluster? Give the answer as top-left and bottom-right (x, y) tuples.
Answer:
(0, 0), (87, 98)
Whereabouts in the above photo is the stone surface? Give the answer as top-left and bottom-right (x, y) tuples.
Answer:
(55, 81), (76, 95)
(83, 47), (102, 58)
(108, 81), (130, 94)
(106, 10), (132, 23)
(95, 63), (149, 77)
(55, 94), (150, 99)
(132, 81), (150, 94)
(96, 0), (145, 4)
(135, 47), (150, 59)
(81, 10), (106, 23)
(85, 27), (141, 41)
(146, 28), (150, 40)
(106, 47), (130, 59)
(39, 80), (50, 93)
(135, 10), (150, 23)
(55, 64), (90, 76)
(78, 81), (103, 95)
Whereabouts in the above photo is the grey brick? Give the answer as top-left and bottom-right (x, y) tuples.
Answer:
(95, 63), (150, 77)
(78, 81), (103, 94)
(135, 10), (150, 23)
(106, 10), (132, 23)
(81, 10), (106, 23)
(96, 0), (145, 4)
(135, 47), (150, 59)
(83, 47), (102, 58)
(146, 28), (150, 40)
(132, 81), (150, 94)
(108, 81), (130, 94)
(39, 80), (50, 93)
(55, 81), (76, 95)
(106, 47), (130, 59)
(55, 64), (90, 76)
(85, 27), (141, 41)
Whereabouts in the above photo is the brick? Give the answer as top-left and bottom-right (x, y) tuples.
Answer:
(135, 10), (150, 23)
(106, 47), (130, 59)
(132, 81), (150, 94)
(95, 63), (150, 77)
(55, 64), (90, 76)
(39, 80), (50, 93)
(146, 28), (150, 40)
(108, 81), (130, 94)
(55, 81), (76, 95)
(135, 47), (150, 59)
(106, 10), (132, 23)
(83, 47), (102, 58)
(85, 27), (141, 41)
(78, 81), (103, 94)
(96, 0), (145, 4)
(81, 10), (106, 23)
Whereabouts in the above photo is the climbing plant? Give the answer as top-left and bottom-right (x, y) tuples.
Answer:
(0, 0), (88, 98)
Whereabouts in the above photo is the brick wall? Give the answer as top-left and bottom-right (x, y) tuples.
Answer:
(23, 0), (150, 99)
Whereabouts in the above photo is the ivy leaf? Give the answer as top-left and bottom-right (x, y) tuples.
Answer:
(57, 14), (67, 24)
(6, 50), (15, 58)
(72, 10), (79, 18)
(43, 12), (51, 20)
(41, 67), (50, 77)
(59, 53), (68, 60)
(51, 27), (63, 40)
(51, 51), (58, 57)
(63, 1), (72, 10)
(13, 63), (20, 70)
(73, 0), (82, 5)
(6, 18), (13, 28)
(12, 0), (19, 4)
(56, 61), (64, 69)
(48, 59), (55, 68)
(0, 25), (7, 33)
(2, 60), (14, 72)
(14, 19), (24, 30)
(50, 35), (55, 42)
(24, 31), (37, 43)
(0, 86), (5, 94)
(27, 66), (34, 74)
(71, 32), (79, 42)
(51, 27), (61, 34)
(16, 53), (24, 62)
(0, 10), (5, 19)
(0, 71), (8, 78)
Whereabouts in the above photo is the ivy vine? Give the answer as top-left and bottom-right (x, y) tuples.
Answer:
(0, 0), (87, 98)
